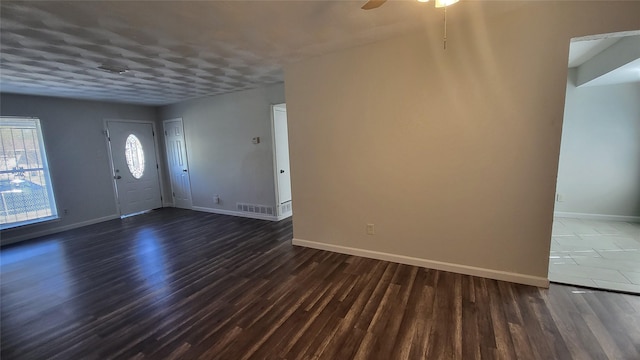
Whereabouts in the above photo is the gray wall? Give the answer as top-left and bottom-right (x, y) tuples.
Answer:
(555, 69), (640, 217)
(0, 93), (157, 244)
(284, 1), (640, 285)
(157, 84), (285, 213)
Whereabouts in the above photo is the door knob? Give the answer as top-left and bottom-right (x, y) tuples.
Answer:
(183, 169), (188, 172)
(114, 175), (122, 179)
(280, 170), (285, 174)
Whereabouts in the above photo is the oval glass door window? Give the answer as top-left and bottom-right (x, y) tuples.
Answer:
(125, 134), (145, 179)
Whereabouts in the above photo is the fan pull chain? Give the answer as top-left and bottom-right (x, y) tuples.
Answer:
(443, 6), (447, 50)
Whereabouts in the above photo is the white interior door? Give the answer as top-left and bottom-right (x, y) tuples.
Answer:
(163, 118), (192, 209)
(273, 105), (292, 206)
(107, 120), (162, 216)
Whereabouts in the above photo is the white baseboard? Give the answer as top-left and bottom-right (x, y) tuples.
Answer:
(1, 214), (121, 246)
(192, 206), (280, 221)
(276, 212), (293, 221)
(554, 211), (640, 223)
(292, 238), (549, 288)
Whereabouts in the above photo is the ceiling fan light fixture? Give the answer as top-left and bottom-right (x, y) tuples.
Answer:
(435, 0), (459, 8)
(97, 63), (129, 75)
(417, 0), (430, 3)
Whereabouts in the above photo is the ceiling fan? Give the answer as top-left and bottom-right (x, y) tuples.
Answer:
(361, 0), (460, 49)
(361, 0), (459, 10)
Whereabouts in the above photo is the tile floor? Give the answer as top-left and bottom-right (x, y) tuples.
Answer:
(549, 217), (640, 294)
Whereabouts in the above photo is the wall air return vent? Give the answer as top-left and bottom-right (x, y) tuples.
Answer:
(237, 203), (274, 216)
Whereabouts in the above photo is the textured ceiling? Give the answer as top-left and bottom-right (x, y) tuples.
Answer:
(0, 0), (520, 105)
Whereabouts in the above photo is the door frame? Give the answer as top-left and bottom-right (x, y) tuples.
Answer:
(162, 117), (193, 209)
(103, 118), (165, 216)
(270, 103), (292, 219)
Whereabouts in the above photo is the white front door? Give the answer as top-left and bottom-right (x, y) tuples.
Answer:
(273, 104), (292, 206)
(163, 118), (192, 209)
(107, 120), (162, 216)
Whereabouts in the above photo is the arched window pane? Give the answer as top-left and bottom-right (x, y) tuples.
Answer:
(125, 134), (145, 179)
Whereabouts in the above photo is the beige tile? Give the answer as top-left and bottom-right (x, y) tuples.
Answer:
(595, 227), (624, 235)
(597, 249), (640, 261)
(592, 280), (640, 294)
(551, 224), (575, 236)
(554, 240), (621, 252)
(570, 226), (601, 236)
(611, 222), (640, 233)
(552, 247), (600, 255)
(549, 272), (597, 288)
(572, 256), (640, 273)
(612, 237), (640, 250)
(554, 236), (619, 251)
(555, 217), (584, 227)
(621, 271), (640, 285)
(548, 263), (630, 283)
(550, 218), (640, 293)
(549, 255), (577, 265)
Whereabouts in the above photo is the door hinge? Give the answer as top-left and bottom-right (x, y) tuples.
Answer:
(173, 192), (175, 197)
(165, 130), (168, 136)
(152, 130), (155, 137)
(156, 164), (159, 169)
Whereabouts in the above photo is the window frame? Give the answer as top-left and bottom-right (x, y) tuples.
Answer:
(0, 116), (59, 230)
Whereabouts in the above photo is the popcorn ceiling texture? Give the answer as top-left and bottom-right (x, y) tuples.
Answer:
(0, 0), (447, 105)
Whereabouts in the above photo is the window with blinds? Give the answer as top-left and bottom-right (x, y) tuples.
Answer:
(0, 117), (58, 229)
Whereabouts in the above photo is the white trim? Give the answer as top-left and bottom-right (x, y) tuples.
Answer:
(276, 212), (293, 221)
(554, 211), (640, 223)
(120, 210), (151, 218)
(192, 206), (280, 221)
(163, 201), (175, 208)
(104, 119), (165, 216)
(103, 120), (120, 214)
(0, 117), (60, 229)
(270, 105), (280, 215)
(1, 214), (120, 246)
(292, 238), (550, 288)
(271, 103), (293, 218)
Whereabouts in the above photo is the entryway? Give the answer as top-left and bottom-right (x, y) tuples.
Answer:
(549, 31), (640, 294)
(272, 104), (293, 218)
(106, 120), (163, 216)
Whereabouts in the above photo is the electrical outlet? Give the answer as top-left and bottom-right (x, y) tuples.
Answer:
(213, 195), (220, 204)
(556, 193), (564, 202)
(64, 209), (69, 215)
(366, 223), (375, 235)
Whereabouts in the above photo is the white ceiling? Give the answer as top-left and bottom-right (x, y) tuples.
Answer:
(0, 0), (523, 106)
(582, 58), (640, 87)
(568, 32), (640, 87)
(567, 38), (620, 68)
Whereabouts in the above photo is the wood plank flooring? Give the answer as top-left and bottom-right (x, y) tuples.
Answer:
(1, 208), (639, 359)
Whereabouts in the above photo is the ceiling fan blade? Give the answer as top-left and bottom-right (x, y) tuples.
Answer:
(361, 0), (387, 10)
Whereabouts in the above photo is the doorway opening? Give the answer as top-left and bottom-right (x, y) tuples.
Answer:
(549, 31), (640, 294)
(272, 103), (293, 219)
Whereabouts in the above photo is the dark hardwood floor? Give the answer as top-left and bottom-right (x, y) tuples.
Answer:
(1, 208), (639, 359)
